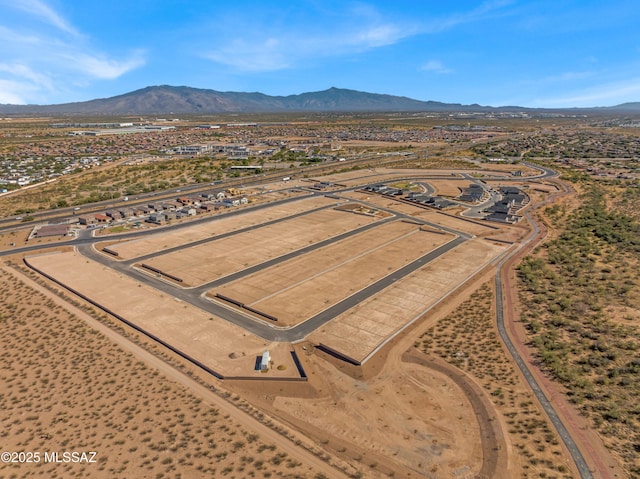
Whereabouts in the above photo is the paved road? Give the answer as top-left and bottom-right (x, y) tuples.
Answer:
(493, 174), (593, 479)
(77, 213), (466, 342)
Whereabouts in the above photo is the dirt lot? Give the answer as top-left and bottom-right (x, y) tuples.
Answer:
(26, 251), (299, 379)
(271, 349), (483, 477)
(104, 195), (337, 260)
(143, 206), (382, 286)
(429, 178), (473, 197)
(416, 209), (505, 236)
(212, 221), (454, 326)
(0, 227), (32, 249)
(308, 237), (509, 363)
(18, 245), (502, 478)
(342, 190), (438, 216)
(229, 269), (510, 478)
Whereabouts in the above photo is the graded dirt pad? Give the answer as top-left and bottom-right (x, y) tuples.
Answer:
(26, 251), (298, 379)
(309, 237), (508, 363)
(416, 209), (503, 236)
(271, 353), (483, 477)
(144, 207), (382, 286)
(343, 190), (438, 216)
(104, 195), (336, 260)
(430, 178), (473, 197)
(0, 227), (31, 249)
(212, 221), (455, 326)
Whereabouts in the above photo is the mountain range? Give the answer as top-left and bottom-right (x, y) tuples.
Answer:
(0, 85), (639, 115)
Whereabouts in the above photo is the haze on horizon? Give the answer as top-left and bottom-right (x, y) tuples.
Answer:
(0, 0), (638, 109)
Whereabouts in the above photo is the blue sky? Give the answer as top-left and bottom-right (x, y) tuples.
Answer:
(1, 0), (639, 107)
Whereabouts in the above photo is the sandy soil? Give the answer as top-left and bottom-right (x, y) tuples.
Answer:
(25, 250), (298, 379)
(212, 221), (453, 326)
(0, 227), (31, 249)
(342, 190), (438, 216)
(0, 226), (77, 251)
(417, 209), (504, 236)
(429, 179), (473, 197)
(0, 265), (343, 479)
(143, 207), (381, 286)
(228, 268), (508, 479)
(309, 237), (509, 362)
(104, 195), (337, 260)
(273, 352), (482, 476)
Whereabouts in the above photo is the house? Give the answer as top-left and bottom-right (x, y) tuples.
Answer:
(222, 198), (241, 207)
(458, 184), (485, 203)
(119, 208), (135, 218)
(35, 224), (69, 238)
(485, 211), (519, 224)
(180, 207), (197, 216)
(105, 210), (122, 220)
(78, 215), (97, 225)
(198, 204), (217, 213)
(148, 213), (166, 224)
(94, 214), (110, 223)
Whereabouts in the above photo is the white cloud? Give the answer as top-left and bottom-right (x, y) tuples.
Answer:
(202, 2), (512, 73)
(3, 0), (78, 36)
(0, 63), (55, 104)
(422, 0), (516, 34)
(0, 0), (145, 103)
(0, 62), (53, 89)
(0, 79), (35, 104)
(352, 24), (406, 48)
(204, 21), (417, 72)
(69, 51), (147, 79)
(205, 38), (289, 72)
(0, 25), (42, 45)
(421, 60), (452, 74)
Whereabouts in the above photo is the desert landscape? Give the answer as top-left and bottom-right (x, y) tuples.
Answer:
(0, 111), (638, 479)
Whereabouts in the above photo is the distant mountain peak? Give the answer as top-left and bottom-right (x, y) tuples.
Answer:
(0, 85), (638, 115)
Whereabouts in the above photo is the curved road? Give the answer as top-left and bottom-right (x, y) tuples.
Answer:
(493, 172), (593, 479)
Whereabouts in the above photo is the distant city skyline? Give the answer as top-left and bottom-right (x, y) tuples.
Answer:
(0, 0), (639, 108)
